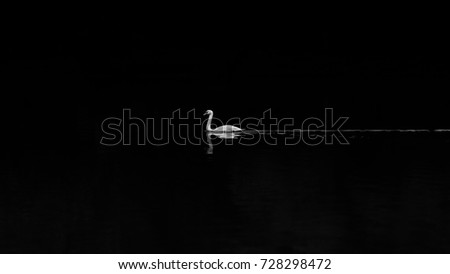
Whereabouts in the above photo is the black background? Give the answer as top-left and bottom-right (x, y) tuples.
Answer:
(2, 14), (450, 253)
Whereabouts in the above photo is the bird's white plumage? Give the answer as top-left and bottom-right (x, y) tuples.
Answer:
(204, 110), (243, 132)
(212, 125), (242, 132)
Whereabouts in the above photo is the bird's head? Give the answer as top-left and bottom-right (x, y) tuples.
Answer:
(204, 110), (213, 115)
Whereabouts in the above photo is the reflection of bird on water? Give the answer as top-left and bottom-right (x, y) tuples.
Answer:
(206, 132), (241, 155)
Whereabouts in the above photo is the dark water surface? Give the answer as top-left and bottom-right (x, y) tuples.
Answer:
(3, 133), (450, 253)
(4, 18), (450, 255)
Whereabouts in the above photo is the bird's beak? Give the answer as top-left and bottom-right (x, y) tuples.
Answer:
(203, 112), (208, 115)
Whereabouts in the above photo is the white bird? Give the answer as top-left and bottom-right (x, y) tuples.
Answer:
(204, 110), (243, 132)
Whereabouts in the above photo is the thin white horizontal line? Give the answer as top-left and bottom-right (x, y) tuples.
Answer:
(238, 129), (450, 133)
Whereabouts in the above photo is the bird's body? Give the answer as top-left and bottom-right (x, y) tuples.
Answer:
(204, 110), (243, 132)
(208, 132), (241, 139)
(212, 125), (242, 132)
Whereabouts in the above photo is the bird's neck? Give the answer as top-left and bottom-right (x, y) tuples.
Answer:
(206, 113), (213, 131)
